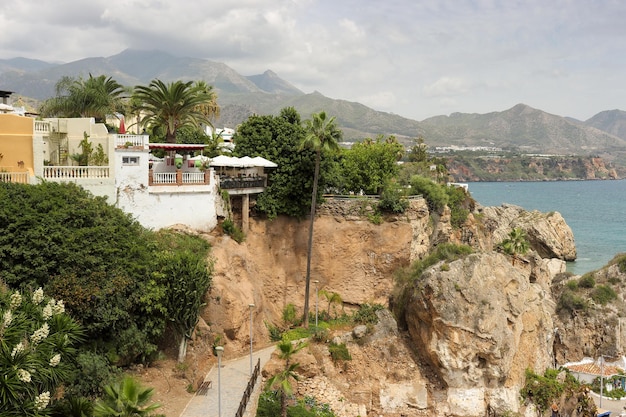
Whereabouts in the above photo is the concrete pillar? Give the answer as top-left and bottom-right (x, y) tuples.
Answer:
(242, 194), (250, 231)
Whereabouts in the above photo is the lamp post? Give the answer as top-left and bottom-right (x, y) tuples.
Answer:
(313, 280), (319, 327)
(249, 303), (255, 376)
(215, 346), (224, 417)
(599, 355), (604, 409)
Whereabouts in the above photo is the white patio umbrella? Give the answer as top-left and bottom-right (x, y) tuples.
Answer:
(250, 156), (278, 168)
(210, 155), (242, 167)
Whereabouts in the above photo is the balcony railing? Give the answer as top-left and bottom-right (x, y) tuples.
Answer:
(149, 170), (211, 186)
(43, 166), (110, 179)
(220, 177), (265, 189)
(0, 172), (30, 184)
(116, 134), (148, 148)
(34, 121), (50, 134)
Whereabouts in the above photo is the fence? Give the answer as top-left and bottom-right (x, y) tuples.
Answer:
(235, 358), (261, 417)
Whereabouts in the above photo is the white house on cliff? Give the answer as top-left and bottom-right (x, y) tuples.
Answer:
(0, 111), (273, 232)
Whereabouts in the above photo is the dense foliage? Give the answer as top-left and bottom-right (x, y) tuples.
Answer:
(335, 135), (403, 194)
(132, 79), (218, 143)
(39, 74), (126, 124)
(520, 368), (596, 417)
(233, 109), (329, 218)
(0, 286), (84, 416)
(0, 182), (213, 398)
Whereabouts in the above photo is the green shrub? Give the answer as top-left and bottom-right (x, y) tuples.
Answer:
(591, 285), (617, 305)
(222, 218), (245, 243)
(265, 321), (283, 342)
(616, 254), (626, 273)
(578, 274), (596, 288)
(367, 212), (383, 225)
(409, 176), (448, 213)
(282, 303), (300, 328)
(328, 343), (352, 363)
(566, 280), (579, 291)
(353, 303), (384, 325)
(558, 290), (589, 313)
(377, 185), (409, 214)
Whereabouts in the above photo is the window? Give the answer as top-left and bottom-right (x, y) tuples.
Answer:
(122, 156), (140, 166)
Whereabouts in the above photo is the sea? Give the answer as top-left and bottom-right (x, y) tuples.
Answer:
(467, 180), (626, 275)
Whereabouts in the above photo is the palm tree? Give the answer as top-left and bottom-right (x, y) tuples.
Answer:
(132, 79), (218, 143)
(500, 227), (530, 265)
(93, 377), (160, 417)
(300, 111), (342, 327)
(266, 340), (307, 417)
(40, 74), (127, 123)
(320, 289), (343, 319)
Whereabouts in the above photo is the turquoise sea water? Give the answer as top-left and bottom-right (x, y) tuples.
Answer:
(468, 180), (626, 275)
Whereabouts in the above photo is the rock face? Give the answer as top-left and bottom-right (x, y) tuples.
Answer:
(199, 197), (574, 416)
(464, 204), (577, 261)
(404, 252), (557, 415)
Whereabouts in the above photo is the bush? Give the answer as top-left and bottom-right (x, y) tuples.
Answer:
(409, 176), (448, 213)
(222, 219), (245, 243)
(558, 290), (589, 313)
(566, 280), (579, 291)
(282, 303), (300, 328)
(578, 274), (596, 288)
(591, 285), (617, 305)
(265, 321), (283, 342)
(328, 342), (351, 363)
(353, 303), (384, 325)
(377, 185), (409, 214)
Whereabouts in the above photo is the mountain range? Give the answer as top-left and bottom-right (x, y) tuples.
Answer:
(2, 49), (626, 162)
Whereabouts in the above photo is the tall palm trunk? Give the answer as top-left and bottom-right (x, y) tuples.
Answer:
(303, 150), (321, 327)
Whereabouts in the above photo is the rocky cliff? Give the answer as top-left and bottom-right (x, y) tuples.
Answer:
(198, 197), (580, 416)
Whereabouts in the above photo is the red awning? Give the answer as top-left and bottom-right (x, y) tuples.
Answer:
(119, 117), (126, 134)
(148, 143), (207, 151)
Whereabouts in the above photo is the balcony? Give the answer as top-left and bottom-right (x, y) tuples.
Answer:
(149, 169), (211, 186)
(219, 176), (266, 189)
(0, 172), (30, 184)
(43, 166), (110, 179)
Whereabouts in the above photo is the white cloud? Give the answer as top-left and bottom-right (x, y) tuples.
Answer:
(1, 0), (626, 120)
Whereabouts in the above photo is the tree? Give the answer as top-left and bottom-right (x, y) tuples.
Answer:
(93, 377), (160, 417)
(0, 182), (168, 366)
(319, 289), (343, 319)
(300, 111), (342, 327)
(266, 340), (307, 417)
(153, 232), (213, 363)
(499, 227), (530, 264)
(132, 79), (218, 143)
(339, 135), (403, 194)
(0, 286), (84, 417)
(40, 74), (126, 123)
(232, 109), (323, 218)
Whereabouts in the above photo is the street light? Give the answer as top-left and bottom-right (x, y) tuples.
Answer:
(215, 346), (224, 417)
(313, 280), (319, 327)
(249, 303), (255, 376)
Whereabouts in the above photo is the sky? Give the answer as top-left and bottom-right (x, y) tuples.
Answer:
(1, 0), (626, 122)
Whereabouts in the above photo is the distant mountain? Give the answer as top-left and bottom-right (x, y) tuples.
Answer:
(420, 103), (626, 156)
(2, 50), (626, 159)
(585, 110), (626, 141)
(0, 57), (56, 74)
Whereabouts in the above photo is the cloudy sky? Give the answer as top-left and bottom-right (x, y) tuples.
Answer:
(1, 0), (625, 121)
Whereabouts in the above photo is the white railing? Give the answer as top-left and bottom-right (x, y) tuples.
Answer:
(0, 172), (30, 183)
(183, 172), (205, 183)
(34, 121), (50, 134)
(116, 134), (148, 148)
(152, 172), (177, 184)
(43, 166), (110, 179)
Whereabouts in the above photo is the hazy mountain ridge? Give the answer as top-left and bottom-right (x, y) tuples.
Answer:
(3, 50), (626, 158)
